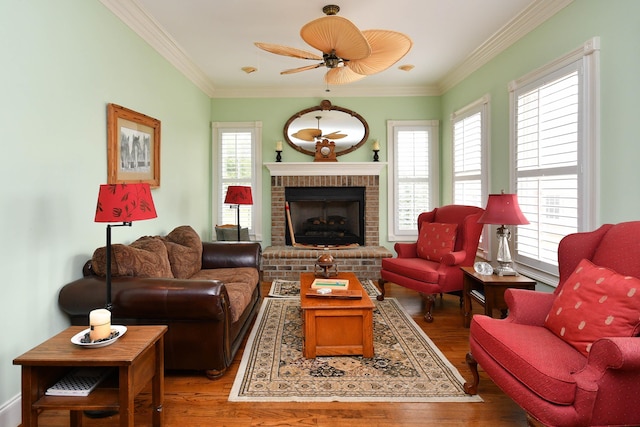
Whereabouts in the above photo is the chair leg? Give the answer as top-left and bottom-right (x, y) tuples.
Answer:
(423, 294), (435, 322)
(377, 278), (386, 301)
(463, 352), (479, 395)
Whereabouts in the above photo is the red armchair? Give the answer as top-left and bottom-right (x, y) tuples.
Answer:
(465, 221), (640, 427)
(378, 205), (484, 322)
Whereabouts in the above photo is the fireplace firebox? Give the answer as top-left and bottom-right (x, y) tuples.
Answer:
(285, 187), (365, 246)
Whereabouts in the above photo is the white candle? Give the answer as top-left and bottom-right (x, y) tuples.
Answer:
(276, 141), (283, 151)
(89, 309), (111, 341)
(372, 140), (380, 151)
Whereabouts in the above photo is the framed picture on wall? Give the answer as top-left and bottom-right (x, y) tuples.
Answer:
(107, 103), (161, 187)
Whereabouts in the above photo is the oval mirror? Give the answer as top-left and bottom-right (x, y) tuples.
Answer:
(284, 100), (369, 157)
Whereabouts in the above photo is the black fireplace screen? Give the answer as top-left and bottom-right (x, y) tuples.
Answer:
(285, 187), (365, 246)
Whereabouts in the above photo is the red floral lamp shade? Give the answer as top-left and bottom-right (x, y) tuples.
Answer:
(224, 186), (253, 205)
(95, 183), (157, 223)
(478, 193), (529, 226)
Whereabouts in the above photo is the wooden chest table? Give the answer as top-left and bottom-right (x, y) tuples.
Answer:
(13, 325), (167, 427)
(300, 272), (375, 358)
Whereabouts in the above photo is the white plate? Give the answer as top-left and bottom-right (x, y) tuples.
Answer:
(71, 325), (127, 348)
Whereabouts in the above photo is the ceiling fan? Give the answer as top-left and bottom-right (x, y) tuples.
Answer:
(292, 115), (347, 141)
(255, 4), (413, 85)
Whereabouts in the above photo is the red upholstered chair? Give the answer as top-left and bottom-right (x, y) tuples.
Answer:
(465, 221), (640, 427)
(378, 205), (484, 322)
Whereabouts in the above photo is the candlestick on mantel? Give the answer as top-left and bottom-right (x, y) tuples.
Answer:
(372, 140), (380, 151)
(275, 141), (283, 151)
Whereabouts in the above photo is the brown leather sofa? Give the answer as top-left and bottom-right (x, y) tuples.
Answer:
(58, 226), (261, 379)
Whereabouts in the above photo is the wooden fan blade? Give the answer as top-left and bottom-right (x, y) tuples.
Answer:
(300, 16), (371, 60)
(292, 128), (322, 141)
(347, 30), (413, 75)
(254, 42), (322, 60)
(323, 132), (347, 140)
(325, 67), (367, 85)
(280, 63), (323, 75)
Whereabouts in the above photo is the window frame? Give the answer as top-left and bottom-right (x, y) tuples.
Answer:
(508, 37), (600, 286)
(386, 119), (440, 241)
(451, 95), (490, 258)
(211, 121), (263, 241)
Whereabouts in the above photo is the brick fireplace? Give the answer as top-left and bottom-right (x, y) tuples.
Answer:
(263, 162), (393, 282)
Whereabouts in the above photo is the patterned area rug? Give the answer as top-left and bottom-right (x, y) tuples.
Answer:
(229, 289), (482, 402)
(268, 278), (381, 298)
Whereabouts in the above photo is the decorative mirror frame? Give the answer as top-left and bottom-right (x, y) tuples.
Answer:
(283, 100), (370, 157)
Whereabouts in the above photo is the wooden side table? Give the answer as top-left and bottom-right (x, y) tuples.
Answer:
(13, 325), (167, 427)
(462, 266), (536, 328)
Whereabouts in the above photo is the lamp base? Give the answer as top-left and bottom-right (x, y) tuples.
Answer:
(493, 264), (518, 276)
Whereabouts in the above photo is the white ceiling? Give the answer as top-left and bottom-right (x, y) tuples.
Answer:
(100, 0), (572, 98)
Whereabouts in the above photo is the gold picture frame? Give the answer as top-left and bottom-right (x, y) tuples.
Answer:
(107, 103), (161, 187)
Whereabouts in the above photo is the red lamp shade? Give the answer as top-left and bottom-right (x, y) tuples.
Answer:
(478, 193), (529, 226)
(95, 183), (157, 223)
(224, 186), (253, 205)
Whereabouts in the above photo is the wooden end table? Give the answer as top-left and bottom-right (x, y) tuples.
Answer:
(462, 266), (536, 328)
(300, 272), (375, 358)
(13, 325), (167, 427)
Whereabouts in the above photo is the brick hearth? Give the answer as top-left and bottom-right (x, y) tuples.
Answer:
(262, 163), (393, 282)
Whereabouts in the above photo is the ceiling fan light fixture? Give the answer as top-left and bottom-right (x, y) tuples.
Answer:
(322, 5), (340, 16)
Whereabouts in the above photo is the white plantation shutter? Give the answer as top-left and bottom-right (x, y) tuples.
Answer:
(212, 122), (262, 238)
(452, 97), (489, 255)
(388, 120), (439, 239)
(510, 38), (599, 282)
(452, 98), (488, 208)
(220, 130), (253, 226)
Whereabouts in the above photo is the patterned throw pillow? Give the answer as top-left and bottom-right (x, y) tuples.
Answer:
(162, 225), (203, 278)
(92, 236), (173, 278)
(544, 258), (640, 356)
(416, 223), (458, 262)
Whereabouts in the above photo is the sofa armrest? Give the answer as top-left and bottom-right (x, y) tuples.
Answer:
(59, 276), (229, 322)
(201, 241), (261, 270)
(504, 288), (556, 326)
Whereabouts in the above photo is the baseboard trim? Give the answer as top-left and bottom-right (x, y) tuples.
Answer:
(0, 394), (21, 427)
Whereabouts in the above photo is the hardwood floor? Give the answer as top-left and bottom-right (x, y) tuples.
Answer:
(33, 282), (528, 426)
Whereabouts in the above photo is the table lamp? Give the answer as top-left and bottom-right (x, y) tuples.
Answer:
(224, 186), (253, 241)
(478, 191), (529, 276)
(95, 183), (157, 310)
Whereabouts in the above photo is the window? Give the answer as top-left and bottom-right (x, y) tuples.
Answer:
(212, 121), (262, 240)
(510, 38), (600, 284)
(387, 120), (439, 240)
(452, 96), (489, 255)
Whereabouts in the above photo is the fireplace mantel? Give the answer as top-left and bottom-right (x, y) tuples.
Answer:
(265, 162), (387, 177)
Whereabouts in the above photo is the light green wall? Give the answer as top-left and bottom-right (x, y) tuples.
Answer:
(0, 0), (211, 414)
(441, 0), (640, 223)
(3, 0), (640, 422)
(211, 96), (441, 247)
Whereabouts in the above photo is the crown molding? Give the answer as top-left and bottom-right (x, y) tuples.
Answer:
(99, 0), (217, 97)
(101, 0), (572, 99)
(438, 0), (574, 93)
(211, 84), (440, 99)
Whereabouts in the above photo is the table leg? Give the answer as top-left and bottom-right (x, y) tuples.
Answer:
(119, 366), (135, 427)
(463, 277), (472, 328)
(152, 336), (165, 426)
(362, 310), (374, 358)
(21, 366), (38, 427)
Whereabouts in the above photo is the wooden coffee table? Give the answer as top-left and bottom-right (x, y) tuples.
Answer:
(13, 325), (167, 427)
(300, 272), (375, 358)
